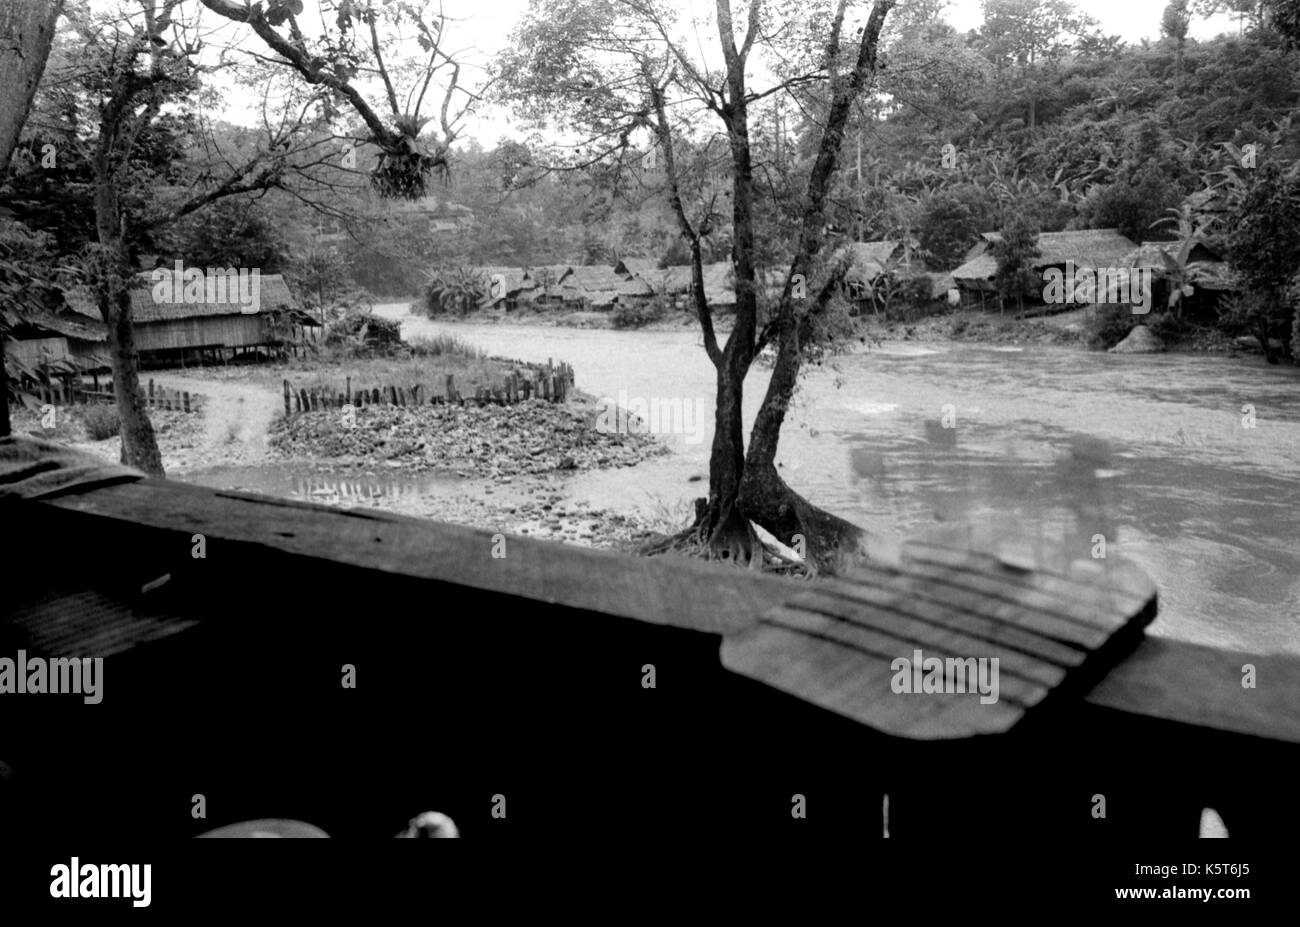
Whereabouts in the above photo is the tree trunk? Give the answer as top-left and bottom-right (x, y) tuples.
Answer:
(99, 267), (163, 475)
(739, 312), (862, 569)
(94, 132), (164, 475)
(0, 0), (63, 173)
(1259, 322), (1279, 364)
(0, 0), (64, 434)
(696, 364), (752, 559)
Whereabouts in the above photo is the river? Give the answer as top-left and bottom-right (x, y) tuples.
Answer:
(379, 304), (1300, 658)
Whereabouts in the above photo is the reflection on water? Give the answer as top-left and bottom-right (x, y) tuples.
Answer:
(185, 464), (458, 504)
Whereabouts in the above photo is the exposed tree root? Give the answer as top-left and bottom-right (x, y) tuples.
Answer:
(637, 495), (831, 580)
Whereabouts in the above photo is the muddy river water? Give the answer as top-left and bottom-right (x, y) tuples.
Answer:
(378, 305), (1300, 658)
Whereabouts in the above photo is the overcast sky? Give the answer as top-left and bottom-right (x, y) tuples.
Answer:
(202, 0), (1249, 146)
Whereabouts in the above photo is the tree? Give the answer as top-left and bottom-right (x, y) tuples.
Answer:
(1263, 0), (1300, 46)
(976, 0), (1097, 128)
(1224, 160), (1300, 362)
(289, 247), (351, 322)
(991, 216), (1041, 312)
(500, 0), (896, 571)
(69, 0), (330, 474)
(1162, 0), (1192, 85)
(1192, 0), (1266, 34)
(22, 0), (485, 474)
(198, 0), (481, 200)
(918, 187), (989, 270)
(1079, 164), (1184, 243)
(161, 198), (291, 272)
(0, 0), (64, 437)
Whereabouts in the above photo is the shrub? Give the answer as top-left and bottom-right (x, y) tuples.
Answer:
(422, 267), (487, 317)
(81, 404), (120, 441)
(325, 306), (403, 354)
(1085, 304), (1137, 349)
(611, 297), (669, 329)
(1147, 311), (1191, 343)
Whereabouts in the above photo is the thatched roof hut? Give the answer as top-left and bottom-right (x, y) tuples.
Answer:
(952, 229), (1138, 290)
(842, 241), (905, 288)
(63, 270), (309, 359)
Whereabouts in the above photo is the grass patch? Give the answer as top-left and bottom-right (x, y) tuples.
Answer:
(408, 333), (488, 359)
(81, 404), (121, 441)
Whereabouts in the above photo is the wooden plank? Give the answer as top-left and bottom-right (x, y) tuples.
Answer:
(37, 480), (767, 637)
(781, 589), (1068, 688)
(723, 536), (1157, 737)
(726, 624), (1024, 737)
(819, 570), (1103, 655)
(1087, 635), (1300, 744)
(762, 604), (1051, 704)
(19, 477), (1300, 744)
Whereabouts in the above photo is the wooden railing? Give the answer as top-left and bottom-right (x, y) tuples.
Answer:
(2, 475), (1297, 839)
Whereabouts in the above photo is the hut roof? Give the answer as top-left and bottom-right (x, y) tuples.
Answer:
(470, 265), (529, 296)
(617, 276), (655, 297)
(523, 265), (573, 287)
(67, 271), (298, 323)
(842, 241), (904, 284)
(928, 272), (957, 300)
(21, 307), (108, 342)
(614, 257), (659, 279)
(566, 265), (628, 293)
(585, 289), (620, 308)
(642, 262), (733, 297)
(952, 229), (1138, 283)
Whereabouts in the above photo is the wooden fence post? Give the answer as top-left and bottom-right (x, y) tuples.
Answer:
(346, 376), (351, 405)
(284, 380), (292, 417)
(445, 374), (455, 403)
(148, 379), (154, 408)
(184, 392), (191, 413)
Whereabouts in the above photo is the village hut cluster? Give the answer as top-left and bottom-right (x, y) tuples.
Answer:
(456, 257), (742, 314)
(462, 228), (1238, 322)
(6, 230), (1243, 395)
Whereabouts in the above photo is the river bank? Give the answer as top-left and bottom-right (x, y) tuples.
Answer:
(392, 297), (1260, 356)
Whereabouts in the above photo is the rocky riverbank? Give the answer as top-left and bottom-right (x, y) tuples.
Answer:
(268, 393), (668, 479)
(254, 392), (676, 550)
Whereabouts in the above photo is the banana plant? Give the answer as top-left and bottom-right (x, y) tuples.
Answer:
(1151, 206), (1218, 320)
